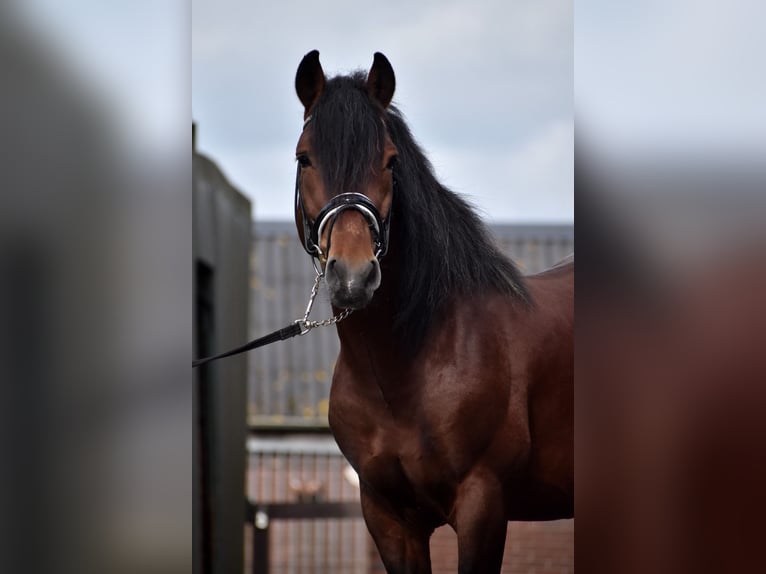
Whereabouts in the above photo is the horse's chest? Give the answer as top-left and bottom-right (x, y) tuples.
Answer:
(330, 371), (456, 514)
(341, 425), (453, 515)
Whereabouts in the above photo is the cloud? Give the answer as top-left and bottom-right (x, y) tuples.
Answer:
(192, 0), (573, 222)
(428, 119), (574, 222)
(576, 0), (766, 157)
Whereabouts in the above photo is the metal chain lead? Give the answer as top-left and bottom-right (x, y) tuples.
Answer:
(296, 270), (353, 335)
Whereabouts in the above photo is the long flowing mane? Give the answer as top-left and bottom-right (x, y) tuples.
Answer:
(310, 72), (529, 353)
(384, 105), (530, 350)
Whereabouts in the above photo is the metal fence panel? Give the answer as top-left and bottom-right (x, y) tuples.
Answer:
(245, 436), (370, 574)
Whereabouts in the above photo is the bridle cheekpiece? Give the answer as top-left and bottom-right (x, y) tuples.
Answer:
(294, 115), (392, 264)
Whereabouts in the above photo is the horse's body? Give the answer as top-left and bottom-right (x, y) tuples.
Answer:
(292, 51), (573, 573)
(332, 262), (573, 569)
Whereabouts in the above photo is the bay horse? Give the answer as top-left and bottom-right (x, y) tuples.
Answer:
(292, 50), (573, 573)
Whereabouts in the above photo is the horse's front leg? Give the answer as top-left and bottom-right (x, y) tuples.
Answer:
(360, 486), (433, 574)
(454, 471), (508, 574)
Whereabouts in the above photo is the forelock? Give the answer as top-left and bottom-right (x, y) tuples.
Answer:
(310, 72), (386, 195)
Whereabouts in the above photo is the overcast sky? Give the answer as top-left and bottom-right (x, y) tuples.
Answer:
(192, 0), (573, 223)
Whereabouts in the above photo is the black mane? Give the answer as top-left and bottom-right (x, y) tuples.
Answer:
(310, 72), (530, 353)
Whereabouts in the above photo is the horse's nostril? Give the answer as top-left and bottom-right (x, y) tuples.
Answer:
(326, 258), (339, 278)
(364, 259), (381, 289)
(325, 257), (347, 285)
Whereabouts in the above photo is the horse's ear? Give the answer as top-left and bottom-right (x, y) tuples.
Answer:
(295, 50), (325, 115)
(366, 52), (395, 109)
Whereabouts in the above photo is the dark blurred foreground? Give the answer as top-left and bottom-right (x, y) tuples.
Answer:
(0, 3), (189, 573)
(576, 156), (766, 573)
(576, 2), (766, 570)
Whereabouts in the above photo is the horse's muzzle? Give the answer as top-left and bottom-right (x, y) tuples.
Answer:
(324, 257), (381, 309)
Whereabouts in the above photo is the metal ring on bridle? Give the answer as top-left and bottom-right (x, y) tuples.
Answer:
(314, 195), (383, 261)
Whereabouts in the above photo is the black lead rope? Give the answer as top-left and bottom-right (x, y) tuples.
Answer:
(192, 323), (302, 368)
(192, 269), (353, 369)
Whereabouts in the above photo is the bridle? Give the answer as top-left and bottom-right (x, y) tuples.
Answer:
(193, 114), (394, 369)
(294, 115), (392, 265)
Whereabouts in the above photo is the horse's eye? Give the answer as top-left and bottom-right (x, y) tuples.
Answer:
(297, 154), (312, 168)
(385, 155), (398, 170)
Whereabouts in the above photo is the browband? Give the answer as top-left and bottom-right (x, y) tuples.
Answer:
(294, 115), (392, 262)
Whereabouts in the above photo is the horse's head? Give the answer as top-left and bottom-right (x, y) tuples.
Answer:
(293, 50), (398, 310)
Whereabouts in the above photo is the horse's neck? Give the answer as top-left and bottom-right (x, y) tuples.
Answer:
(335, 295), (401, 368)
(333, 258), (413, 391)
